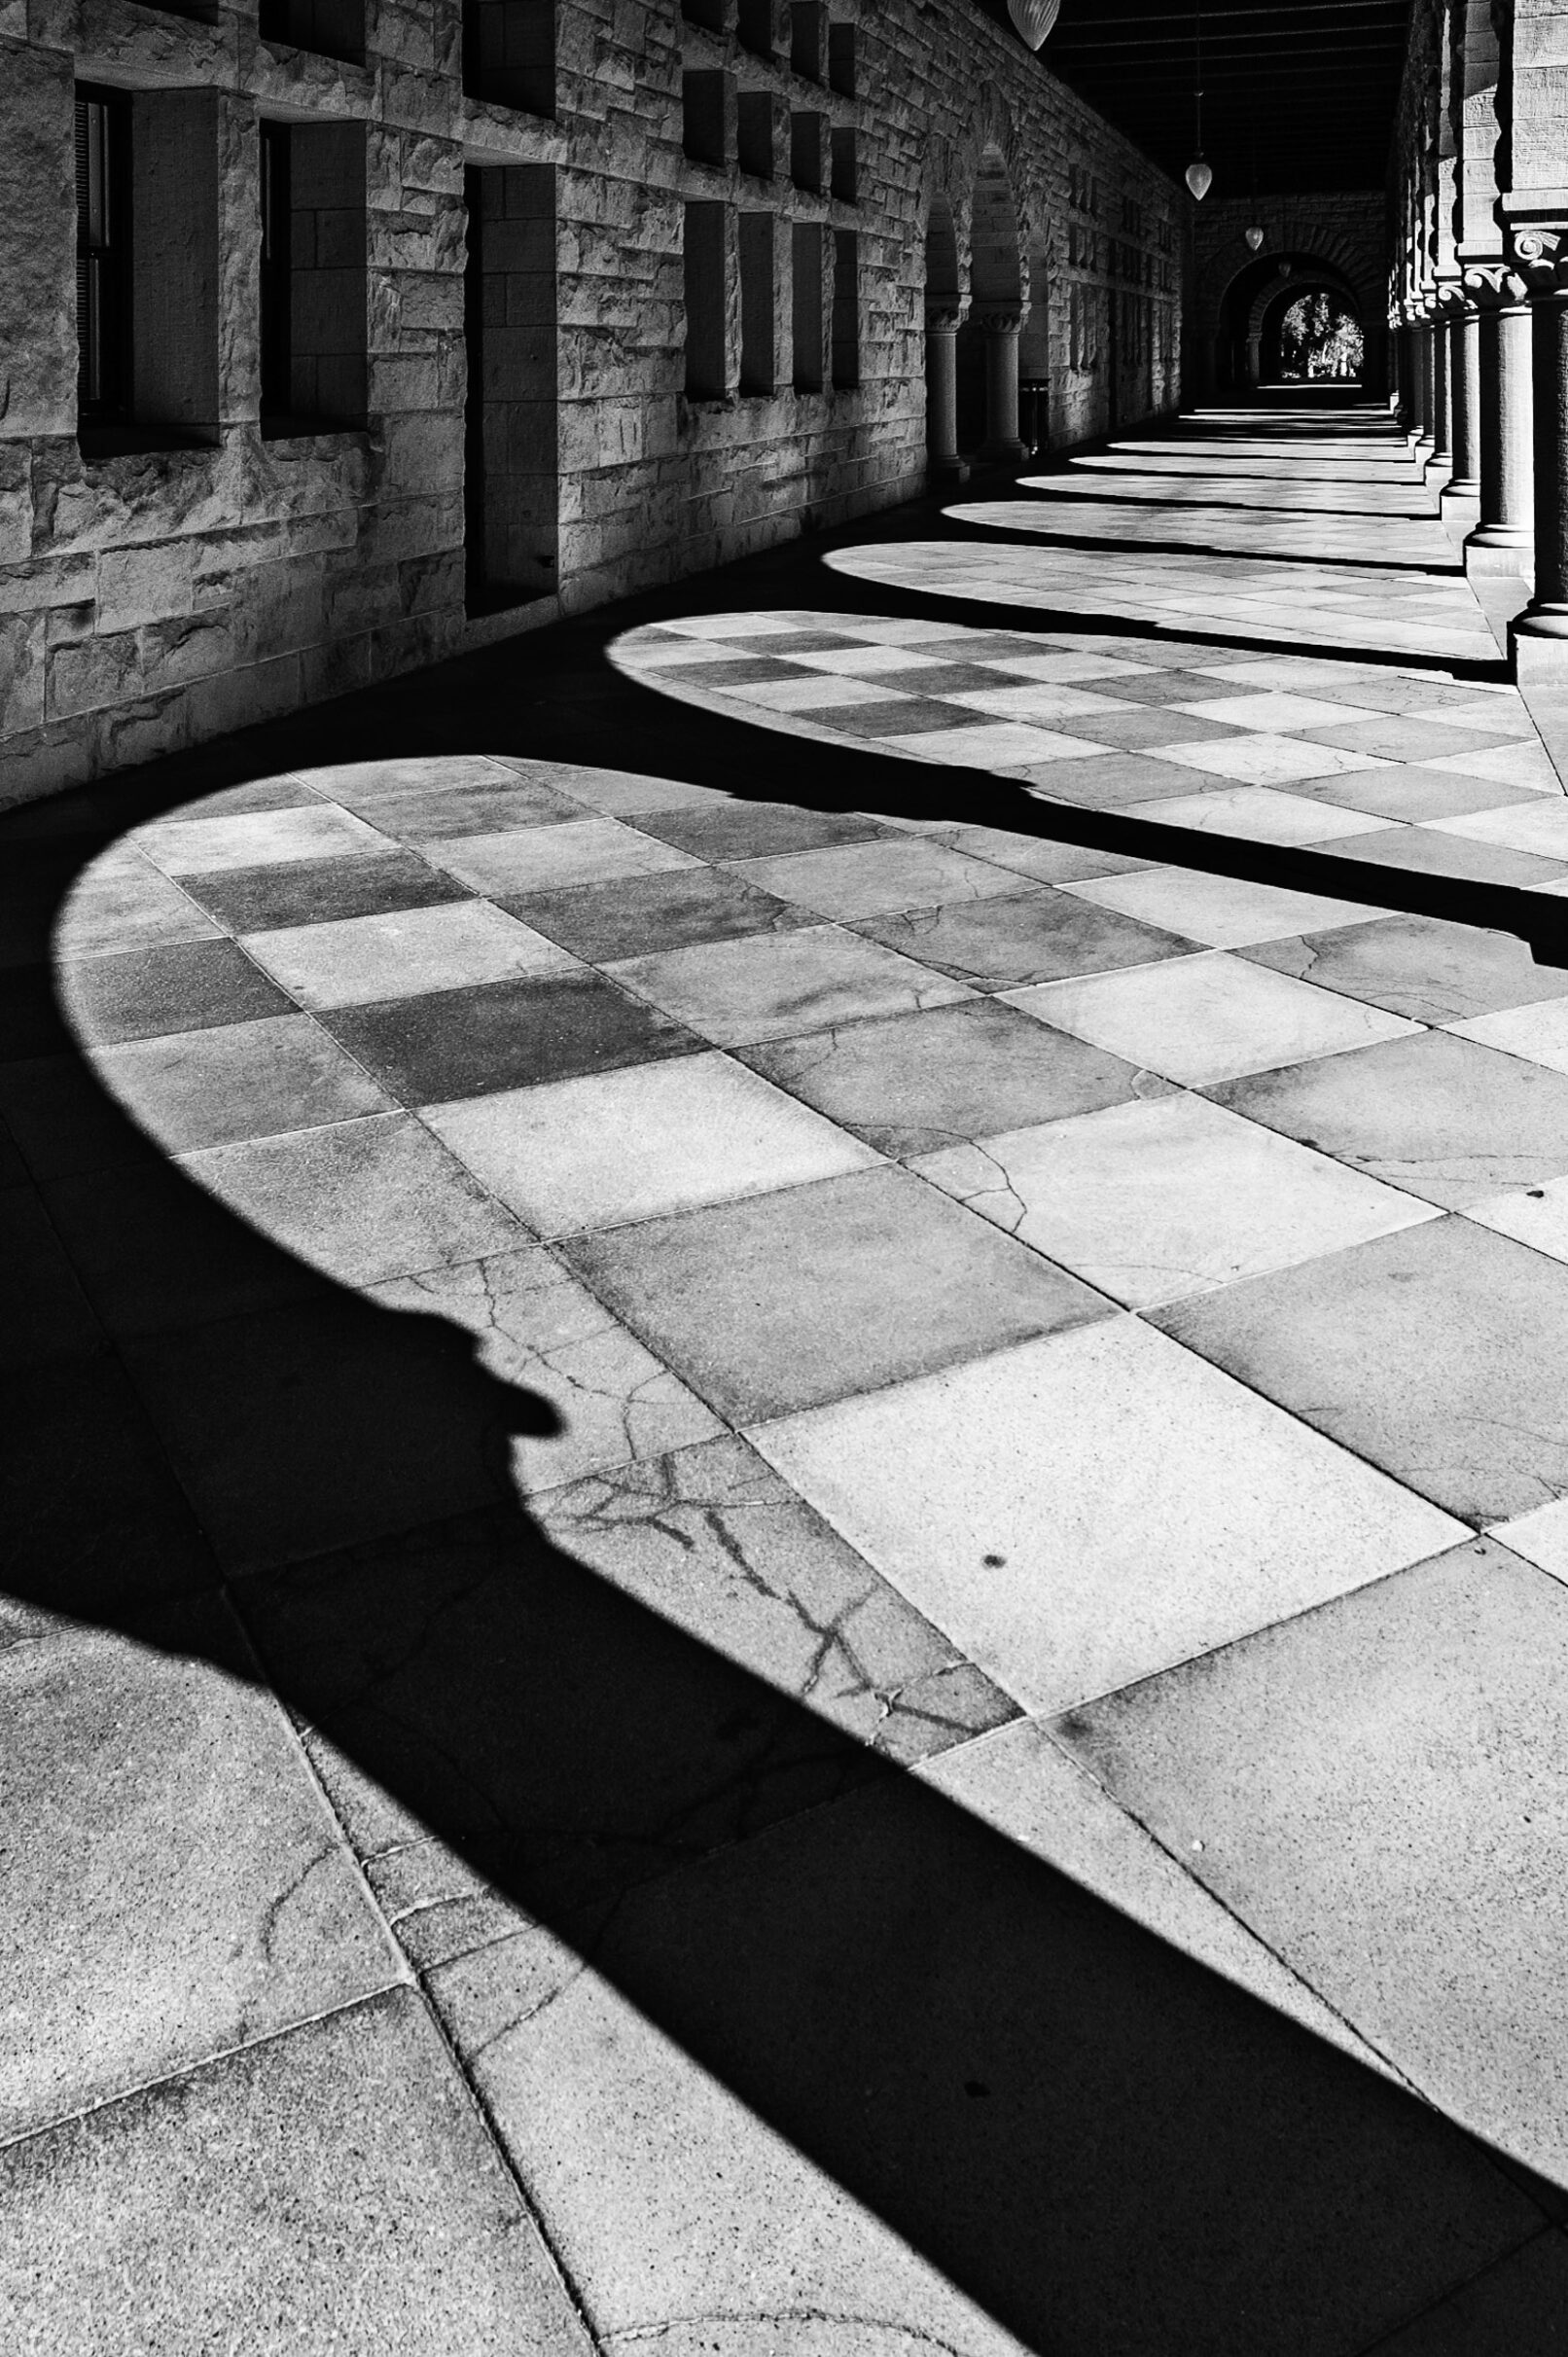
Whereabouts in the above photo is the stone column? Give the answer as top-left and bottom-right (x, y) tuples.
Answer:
(1414, 321), (1436, 458)
(924, 304), (967, 482)
(1513, 230), (1568, 681)
(1464, 265), (1535, 578)
(1407, 320), (1429, 450)
(1427, 311), (1450, 477)
(977, 304), (1024, 466)
(1447, 306), (1481, 497)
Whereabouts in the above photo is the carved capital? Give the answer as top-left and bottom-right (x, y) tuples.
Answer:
(974, 305), (1024, 337)
(924, 304), (964, 333)
(1511, 226), (1568, 295)
(1461, 258), (1532, 308)
(1433, 272), (1469, 319)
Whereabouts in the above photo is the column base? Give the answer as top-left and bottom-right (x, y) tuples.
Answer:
(928, 456), (970, 486)
(1512, 611), (1568, 689)
(1466, 527), (1533, 578)
(1423, 452), (1451, 486)
(1440, 483), (1479, 547)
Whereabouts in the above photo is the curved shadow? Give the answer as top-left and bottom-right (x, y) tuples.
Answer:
(5, 493), (1567, 2349)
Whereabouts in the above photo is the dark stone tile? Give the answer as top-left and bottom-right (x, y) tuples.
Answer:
(1286, 766), (1547, 823)
(853, 889), (1192, 993)
(1243, 913), (1568, 1023)
(0, 842), (90, 970)
(42, 1156), (329, 1339)
(91, 1013), (394, 1153)
(321, 971), (703, 1105)
(1369, 2233), (1568, 2353)
(0, 1051), (166, 1180)
(879, 661), (1051, 696)
(1057, 706), (1251, 753)
(58, 940), (292, 1046)
(560, 1164), (1111, 1424)
(1082, 668), (1262, 707)
(0, 965), (71, 1061)
(662, 656), (811, 686)
(122, 1292), (525, 1573)
(1153, 1217), (1568, 1524)
(741, 997), (1167, 1156)
(1334, 827), (1568, 888)
(1209, 1028), (1568, 1209)
(817, 697), (980, 737)
(1021, 752), (1230, 808)
(501, 865), (812, 963)
(631, 800), (891, 861)
(325, 776), (585, 839)
(0, 1987), (590, 2355)
(1, 1355), (220, 1622)
(180, 849), (472, 933)
(0, 1184), (104, 1369)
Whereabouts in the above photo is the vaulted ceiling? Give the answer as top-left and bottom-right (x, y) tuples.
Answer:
(1042, 0), (1413, 197)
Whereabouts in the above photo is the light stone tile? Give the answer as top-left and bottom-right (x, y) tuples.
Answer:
(614, 638), (783, 668)
(134, 804), (396, 874)
(608, 924), (972, 1046)
(879, 722), (1114, 767)
(823, 615), (968, 643)
(911, 1091), (1439, 1308)
(1062, 866), (1392, 946)
(772, 644), (955, 674)
(1489, 1497), (1568, 1582)
(1461, 1173), (1568, 1268)
(1421, 740), (1564, 792)
(1155, 734), (1397, 788)
(1424, 698), (1540, 738)
(727, 838), (1027, 919)
(918, 1720), (1396, 2078)
(712, 674), (908, 711)
(424, 1052), (878, 1235)
(967, 651), (1162, 683)
(241, 901), (578, 1008)
(1050, 1539), (1568, 2185)
(1006, 949), (1418, 1087)
(1114, 784), (1392, 846)
(1171, 692), (1375, 732)
(1444, 996), (1568, 1074)
(944, 684), (1139, 723)
(368, 1248), (724, 1489)
(1424, 797), (1568, 857)
(751, 1320), (1464, 1718)
(431, 817), (703, 895)
(653, 613), (809, 638)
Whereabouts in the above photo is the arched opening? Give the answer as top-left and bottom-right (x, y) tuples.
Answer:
(923, 195), (963, 477)
(955, 146), (1022, 457)
(1265, 289), (1364, 383)
(1017, 238), (1051, 457)
(1212, 250), (1366, 402)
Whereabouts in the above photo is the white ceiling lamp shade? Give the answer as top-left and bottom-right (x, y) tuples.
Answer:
(1245, 224), (1265, 251)
(1185, 3), (1211, 199)
(1008, 0), (1060, 48)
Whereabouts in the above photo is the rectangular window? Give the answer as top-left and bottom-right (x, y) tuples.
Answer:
(684, 200), (728, 399)
(736, 0), (772, 58)
(791, 220), (823, 391)
(262, 120), (368, 435)
(258, 0), (365, 64)
(75, 88), (130, 419)
(683, 70), (728, 168)
(739, 213), (774, 394)
(737, 92), (775, 179)
(831, 125), (856, 203)
(790, 1), (822, 79)
(462, 0), (555, 115)
(790, 111), (824, 194)
(827, 20), (855, 94)
(831, 229), (858, 389)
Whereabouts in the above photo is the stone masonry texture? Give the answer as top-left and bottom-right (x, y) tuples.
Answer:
(0, 0), (1182, 802)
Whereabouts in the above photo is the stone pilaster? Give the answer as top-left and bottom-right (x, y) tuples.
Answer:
(976, 304), (1025, 467)
(1508, 227), (1568, 688)
(1462, 262), (1535, 579)
(924, 304), (968, 483)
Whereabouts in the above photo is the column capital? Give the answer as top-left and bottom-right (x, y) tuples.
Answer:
(973, 304), (1023, 337)
(1433, 272), (1469, 319)
(1510, 225), (1568, 296)
(924, 304), (965, 332)
(1462, 258), (1533, 308)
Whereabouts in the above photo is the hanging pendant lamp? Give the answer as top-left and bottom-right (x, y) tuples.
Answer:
(1245, 225), (1265, 252)
(1185, 2), (1211, 198)
(1008, 0), (1060, 49)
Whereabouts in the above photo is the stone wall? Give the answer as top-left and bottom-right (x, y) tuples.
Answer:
(0, 0), (1181, 804)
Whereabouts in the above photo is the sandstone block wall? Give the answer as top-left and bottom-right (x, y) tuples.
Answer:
(1, 0), (1181, 804)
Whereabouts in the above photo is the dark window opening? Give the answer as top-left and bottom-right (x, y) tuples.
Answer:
(683, 71), (727, 168)
(831, 227), (858, 389)
(737, 0), (772, 60)
(831, 124), (856, 203)
(462, 0), (555, 117)
(790, 2), (822, 79)
(259, 122), (292, 425)
(827, 21), (854, 95)
(75, 88), (131, 423)
(792, 220), (822, 392)
(684, 200), (728, 399)
(737, 91), (774, 179)
(257, 0), (366, 65)
(739, 213), (774, 394)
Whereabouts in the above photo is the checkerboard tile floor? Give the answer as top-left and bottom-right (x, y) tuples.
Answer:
(13, 407), (1568, 2352)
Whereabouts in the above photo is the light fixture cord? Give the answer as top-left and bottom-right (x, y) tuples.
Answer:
(1194, 0), (1204, 155)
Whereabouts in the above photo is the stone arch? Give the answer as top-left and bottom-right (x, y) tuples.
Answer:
(1253, 275), (1364, 382)
(1205, 234), (1382, 399)
(970, 144), (1024, 307)
(924, 194), (961, 312)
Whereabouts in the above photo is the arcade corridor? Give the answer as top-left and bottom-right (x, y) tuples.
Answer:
(7, 403), (1568, 2349)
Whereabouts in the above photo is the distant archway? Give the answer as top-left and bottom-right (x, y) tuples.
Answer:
(1213, 250), (1364, 396)
(956, 146), (1023, 455)
(1265, 288), (1364, 382)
